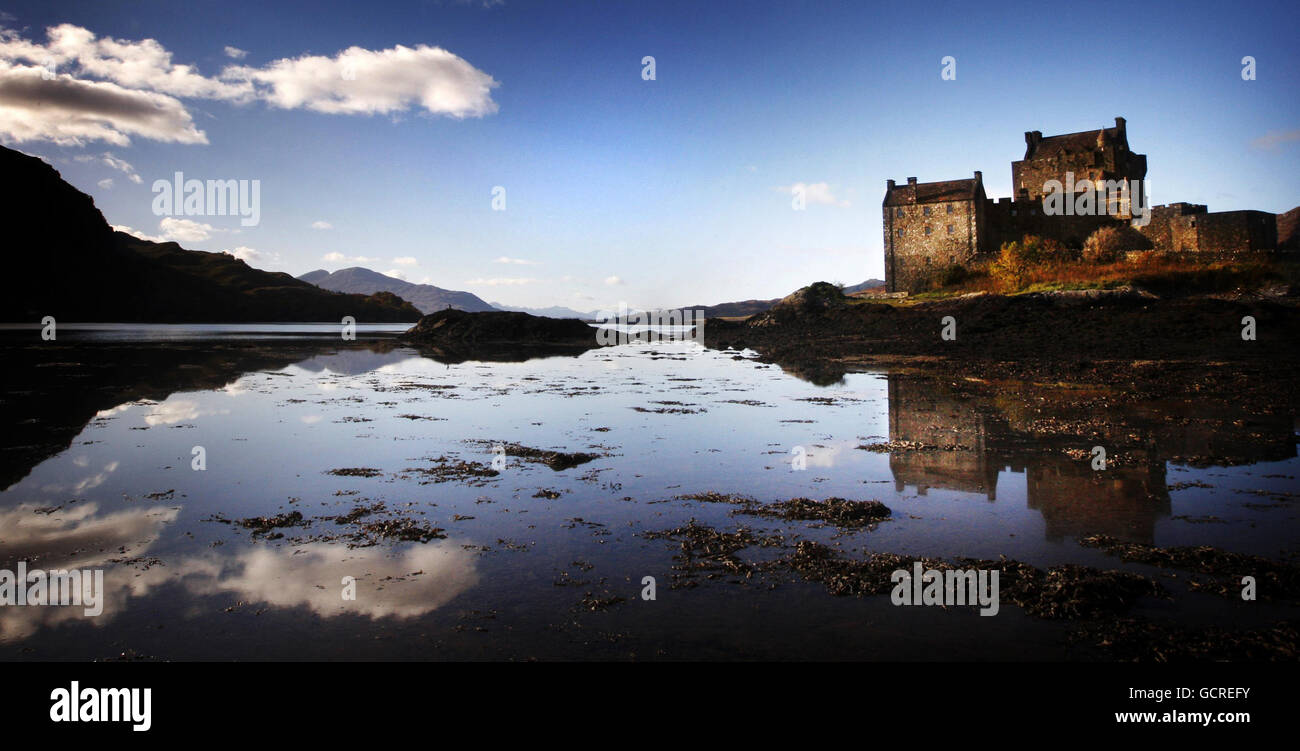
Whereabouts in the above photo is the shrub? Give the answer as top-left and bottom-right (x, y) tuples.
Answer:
(989, 235), (1062, 290)
(1082, 224), (1154, 263)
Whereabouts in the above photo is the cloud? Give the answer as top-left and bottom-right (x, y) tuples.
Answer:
(0, 24), (498, 146)
(604, 275), (623, 286)
(223, 46), (247, 60)
(775, 181), (850, 207)
(96, 177), (113, 189)
(392, 256), (418, 266)
(1251, 129), (1300, 151)
(383, 269), (408, 280)
(226, 246), (281, 269)
(464, 277), (538, 286)
(75, 150), (142, 182)
(158, 217), (216, 243)
(225, 43), (499, 118)
(111, 224), (167, 242)
(111, 217), (221, 244)
(0, 62), (207, 145)
(493, 256), (538, 265)
(310, 220), (333, 230)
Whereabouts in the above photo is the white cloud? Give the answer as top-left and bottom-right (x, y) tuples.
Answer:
(604, 275), (623, 286)
(223, 46), (247, 60)
(111, 223), (167, 242)
(97, 177), (113, 189)
(383, 269), (408, 280)
(310, 220), (333, 230)
(775, 181), (850, 208)
(493, 256), (538, 265)
(226, 246), (281, 269)
(0, 24), (498, 146)
(158, 217), (216, 243)
(225, 43), (499, 118)
(464, 277), (538, 286)
(111, 217), (222, 244)
(0, 62), (207, 145)
(75, 150), (142, 182)
(392, 256), (418, 266)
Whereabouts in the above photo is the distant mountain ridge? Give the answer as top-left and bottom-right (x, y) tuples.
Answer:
(490, 302), (599, 320)
(0, 145), (420, 322)
(299, 267), (496, 314)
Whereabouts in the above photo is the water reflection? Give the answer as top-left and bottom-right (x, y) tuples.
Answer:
(2, 330), (1297, 654)
(0, 503), (178, 641)
(0, 501), (478, 642)
(885, 375), (1295, 542)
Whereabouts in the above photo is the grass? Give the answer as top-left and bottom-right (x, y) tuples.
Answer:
(900, 254), (1293, 299)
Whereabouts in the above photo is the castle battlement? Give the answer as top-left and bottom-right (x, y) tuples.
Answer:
(883, 119), (1280, 293)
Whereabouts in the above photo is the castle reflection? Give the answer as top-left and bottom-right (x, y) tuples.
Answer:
(885, 375), (1295, 542)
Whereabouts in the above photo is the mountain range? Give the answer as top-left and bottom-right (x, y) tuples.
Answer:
(0, 145), (420, 323)
(298, 267), (496, 313)
(298, 268), (885, 320)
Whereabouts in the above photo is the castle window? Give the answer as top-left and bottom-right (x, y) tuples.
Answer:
(896, 208), (903, 218)
(947, 224), (954, 235)
(923, 206), (931, 216)
(925, 225), (932, 235)
(1011, 209), (1018, 216)
(947, 204), (954, 214)
(897, 228), (904, 237)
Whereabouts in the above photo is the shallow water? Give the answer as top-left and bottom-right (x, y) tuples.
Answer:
(1, 327), (1297, 659)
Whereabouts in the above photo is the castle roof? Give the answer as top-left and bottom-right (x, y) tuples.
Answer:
(1025, 128), (1113, 159)
(883, 177), (982, 206)
(1022, 119), (1134, 161)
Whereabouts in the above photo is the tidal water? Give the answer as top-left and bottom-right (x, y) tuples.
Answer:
(1, 326), (1296, 659)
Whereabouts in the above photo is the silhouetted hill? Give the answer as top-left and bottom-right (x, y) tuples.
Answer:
(0, 145), (420, 322)
(670, 281), (883, 318)
(299, 267), (496, 313)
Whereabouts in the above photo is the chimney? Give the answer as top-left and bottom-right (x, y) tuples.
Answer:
(1025, 130), (1042, 152)
(887, 179), (896, 189)
(906, 177), (917, 186)
(973, 170), (982, 182)
(1115, 116), (1126, 133)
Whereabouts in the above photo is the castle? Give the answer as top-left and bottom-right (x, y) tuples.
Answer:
(883, 118), (1280, 293)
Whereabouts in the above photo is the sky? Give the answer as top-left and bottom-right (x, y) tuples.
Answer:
(1, 0), (1297, 311)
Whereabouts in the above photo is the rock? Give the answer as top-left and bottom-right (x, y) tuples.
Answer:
(399, 308), (599, 353)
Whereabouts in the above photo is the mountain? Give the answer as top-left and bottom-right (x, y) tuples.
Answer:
(0, 145), (420, 322)
(843, 279), (886, 294)
(490, 302), (598, 319)
(299, 267), (497, 314)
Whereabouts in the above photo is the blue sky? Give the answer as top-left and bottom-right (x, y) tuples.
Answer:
(2, 0), (1296, 310)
